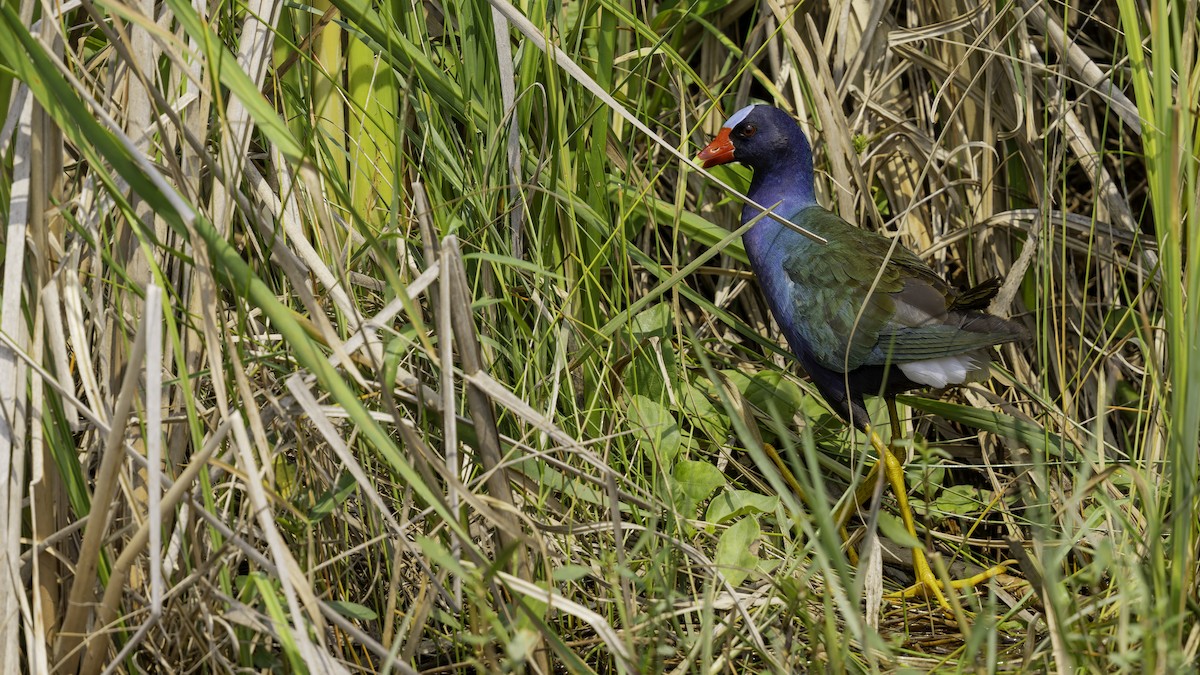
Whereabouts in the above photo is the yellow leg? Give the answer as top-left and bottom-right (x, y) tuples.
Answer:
(886, 398), (903, 441)
(864, 429), (947, 610)
(863, 428), (1011, 610)
(826, 402), (1011, 611)
(833, 462), (880, 529)
(762, 442), (806, 505)
(834, 400), (903, 530)
(764, 443), (863, 564)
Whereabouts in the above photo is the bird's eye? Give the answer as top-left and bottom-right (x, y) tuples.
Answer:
(739, 124), (757, 138)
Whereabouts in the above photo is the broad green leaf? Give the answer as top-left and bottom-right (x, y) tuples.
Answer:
(417, 536), (469, 578)
(905, 445), (947, 489)
(673, 460), (726, 503)
(745, 370), (807, 412)
(517, 463), (606, 508)
(706, 489), (780, 524)
(876, 511), (921, 549)
(906, 462), (947, 491)
(326, 600), (378, 621)
(631, 302), (672, 339)
(716, 369), (823, 420)
(515, 589), (549, 624)
(1102, 305), (1142, 340)
(757, 558), (781, 575)
(932, 485), (985, 517)
(628, 395), (682, 466)
(625, 336), (677, 405)
(679, 380), (731, 442)
(552, 565), (593, 583)
(715, 517), (761, 587)
(506, 629), (541, 664)
(274, 456), (300, 501)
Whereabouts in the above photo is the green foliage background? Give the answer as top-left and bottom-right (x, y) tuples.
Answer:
(0, 0), (1196, 671)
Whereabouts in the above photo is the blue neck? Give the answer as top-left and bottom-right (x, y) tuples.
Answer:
(741, 144), (817, 227)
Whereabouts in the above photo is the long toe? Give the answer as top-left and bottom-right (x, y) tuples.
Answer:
(886, 554), (1016, 613)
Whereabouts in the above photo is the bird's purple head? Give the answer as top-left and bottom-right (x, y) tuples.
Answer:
(698, 104), (818, 211)
(698, 104), (814, 174)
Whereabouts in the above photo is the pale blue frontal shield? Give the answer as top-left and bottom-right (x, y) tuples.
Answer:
(723, 104), (757, 129)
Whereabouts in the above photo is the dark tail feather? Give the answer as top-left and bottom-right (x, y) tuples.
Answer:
(949, 277), (1002, 311)
(960, 311), (1030, 344)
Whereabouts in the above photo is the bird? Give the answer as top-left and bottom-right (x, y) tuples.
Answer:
(697, 103), (1027, 609)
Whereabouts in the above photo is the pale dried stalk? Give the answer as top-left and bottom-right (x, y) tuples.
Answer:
(0, 81), (34, 675)
(82, 418), (232, 674)
(54, 315), (148, 674)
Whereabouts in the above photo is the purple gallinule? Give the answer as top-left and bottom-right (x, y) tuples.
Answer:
(698, 104), (1025, 609)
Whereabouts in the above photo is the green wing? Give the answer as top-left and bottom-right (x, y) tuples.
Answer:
(782, 208), (1017, 373)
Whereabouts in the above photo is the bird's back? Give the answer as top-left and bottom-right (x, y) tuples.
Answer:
(750, 205), (1025, 382)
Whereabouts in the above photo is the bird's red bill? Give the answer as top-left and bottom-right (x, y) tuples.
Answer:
(698, 128), (735, 167)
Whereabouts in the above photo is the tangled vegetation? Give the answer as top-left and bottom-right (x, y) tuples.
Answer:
(0, 0), (1196, 671)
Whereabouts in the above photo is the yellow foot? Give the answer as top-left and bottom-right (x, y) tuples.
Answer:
(887, 551), (1015, 611)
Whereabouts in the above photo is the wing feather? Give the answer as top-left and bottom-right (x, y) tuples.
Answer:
(781, 208), (1024, 373)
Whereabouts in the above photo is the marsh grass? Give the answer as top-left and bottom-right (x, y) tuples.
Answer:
(0, 0), (1196, 671)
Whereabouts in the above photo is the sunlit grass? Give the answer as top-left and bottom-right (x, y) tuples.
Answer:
(0, 0), (1195, 671)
